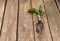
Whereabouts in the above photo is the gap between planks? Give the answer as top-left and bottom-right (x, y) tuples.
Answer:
(0, 0), (7, 36)
(54, 0), (60, 12)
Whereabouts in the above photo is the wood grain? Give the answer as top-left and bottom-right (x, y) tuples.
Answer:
(31, 0), (52, 41)
(44, 0), (60, 41)
(0, 0), (18, 41)
(0, 0), (6, 34)
(18, 0), (34, 41)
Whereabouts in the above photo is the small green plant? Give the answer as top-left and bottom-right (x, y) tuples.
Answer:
(28, 4), (44, 33)
(28, 4), (44, 21)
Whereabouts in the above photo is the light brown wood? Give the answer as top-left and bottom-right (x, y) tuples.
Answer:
(0, 0), (60, 41)
(55, 0), (60, 11)
(0, 0), (6, 33)
(0, 0), (18, 41)
(18, 0), (34, 41)
(44, 0), (60, 41)
(31, 0), (52, 41)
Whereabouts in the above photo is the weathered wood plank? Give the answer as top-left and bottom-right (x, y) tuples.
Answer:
(44, 0), (60, 41)
(0, 0), (6, 34)
(18, 0), (34, 41)
(31, 0), (52, 41)
(0, 0), (18, 41)
(55, 0), (60, 11)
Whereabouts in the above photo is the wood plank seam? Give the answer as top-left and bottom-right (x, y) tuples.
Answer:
(54, 0), (60, 12)
(43, 0), (53, 41)
(0, 0), (7, 36)
(30, 0), (36, 41)
(44, 11), (53, 41)
(16, 0), (19, 41)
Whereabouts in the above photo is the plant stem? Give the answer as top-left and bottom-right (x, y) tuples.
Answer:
(37, 15), (41, 21)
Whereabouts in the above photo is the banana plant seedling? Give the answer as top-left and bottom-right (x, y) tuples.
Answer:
(28, 4), (44, 33)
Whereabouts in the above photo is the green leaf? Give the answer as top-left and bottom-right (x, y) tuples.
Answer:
(38, 3), (44, 16)
(28, 3), (44, 19)
(28, 8), (38, 14)
(38, 3), (44, 10)
(38, 10), (43, 16)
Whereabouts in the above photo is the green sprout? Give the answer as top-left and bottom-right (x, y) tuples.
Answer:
(28, 4), (44, 33)
(28, 4), (44, 21)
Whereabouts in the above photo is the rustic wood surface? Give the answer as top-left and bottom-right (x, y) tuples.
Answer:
(32, 0), (52, 41)
(44, 0), (60, 41)
(0, 0), (6, 34)
(55, 0), (60, 12)
(18, 0), (34, 41)
(0, 0), (18, 41)
(0, 0), (60, 41)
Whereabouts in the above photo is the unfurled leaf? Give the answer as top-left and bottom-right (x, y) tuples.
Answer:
(38, 3), (44, 11)
(28, 8), (38, 14)
(38, 10), (44, 16)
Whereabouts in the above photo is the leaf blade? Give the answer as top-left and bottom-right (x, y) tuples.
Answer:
(28, 8), (38, 14)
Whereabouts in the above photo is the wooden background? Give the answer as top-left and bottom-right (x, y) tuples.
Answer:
(0, 0), (60, 41)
